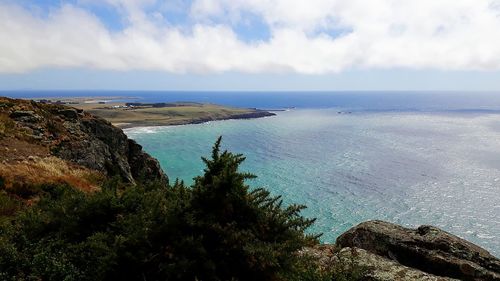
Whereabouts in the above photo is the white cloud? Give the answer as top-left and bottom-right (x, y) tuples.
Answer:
(1, 0), (500, 74)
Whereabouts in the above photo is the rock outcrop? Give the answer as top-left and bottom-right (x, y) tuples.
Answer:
(0, 97), (167, 185)
(303, 245), (458, 280)
(335, 220), (500, 281)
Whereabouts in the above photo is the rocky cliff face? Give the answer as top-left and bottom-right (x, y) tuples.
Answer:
(311, 220), (500, 281)
(0, 97), (167, 185)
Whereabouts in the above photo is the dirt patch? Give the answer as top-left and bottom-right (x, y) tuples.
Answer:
(0, 137), (50, 164)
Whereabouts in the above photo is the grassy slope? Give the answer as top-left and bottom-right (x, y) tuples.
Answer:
(75, 103), (268, 128)
(0, 98), (104, 207)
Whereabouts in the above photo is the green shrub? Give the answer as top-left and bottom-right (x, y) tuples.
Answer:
(0, 137), (320, 280)
(190, 137), (318, 280)
(8, 181), (42, 199)
(0, 192), (21, 217)
(283, 249), (369, 281)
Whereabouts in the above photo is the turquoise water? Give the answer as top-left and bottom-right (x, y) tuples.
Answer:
(128, 109), (500, 256)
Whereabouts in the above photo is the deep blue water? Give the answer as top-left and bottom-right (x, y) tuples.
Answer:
(4, 90), (500, 112)
(3, 91), (500, 256)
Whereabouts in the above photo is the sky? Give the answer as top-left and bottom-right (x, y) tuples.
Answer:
(1, 0), (500, 91)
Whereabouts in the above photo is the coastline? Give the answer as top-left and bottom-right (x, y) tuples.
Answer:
(3, 94), (278, 130)
(67, 100), (277, 129)
(114, 110), (276, 129)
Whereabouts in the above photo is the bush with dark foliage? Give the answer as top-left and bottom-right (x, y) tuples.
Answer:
(0, 137), (323, 281)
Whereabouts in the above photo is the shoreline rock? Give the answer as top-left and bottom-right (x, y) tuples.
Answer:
(334, 220), (500, 280)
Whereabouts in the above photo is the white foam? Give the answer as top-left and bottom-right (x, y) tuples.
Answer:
(124, 126), (170, 136)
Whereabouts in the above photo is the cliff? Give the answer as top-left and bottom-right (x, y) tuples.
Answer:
(0, 97), (167, 189)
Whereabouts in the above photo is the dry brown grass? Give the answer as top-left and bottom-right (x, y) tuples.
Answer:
(0, 156), (103, 194)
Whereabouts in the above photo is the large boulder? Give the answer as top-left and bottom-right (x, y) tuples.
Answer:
(336, 220), (500, 281)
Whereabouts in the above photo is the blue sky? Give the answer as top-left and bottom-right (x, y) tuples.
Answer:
(1, 0), (500, 91)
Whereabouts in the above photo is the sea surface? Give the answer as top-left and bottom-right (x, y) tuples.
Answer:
(4, 91), (500, 256)
(6, 90), (500, 112)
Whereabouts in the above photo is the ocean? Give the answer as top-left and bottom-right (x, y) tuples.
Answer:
(6, 90), (500, 112)
(4, 91), (500, 256)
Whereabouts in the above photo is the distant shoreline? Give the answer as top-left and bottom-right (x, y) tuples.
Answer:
(114, 110), (276, 129)
(67, 100), (276, 129)
(7, 96), (277, 129)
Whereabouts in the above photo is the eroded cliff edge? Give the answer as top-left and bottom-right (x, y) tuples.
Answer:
(0, 97), (167, 186)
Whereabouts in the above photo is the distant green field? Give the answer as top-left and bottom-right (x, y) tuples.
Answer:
(74, 102), (266, 128)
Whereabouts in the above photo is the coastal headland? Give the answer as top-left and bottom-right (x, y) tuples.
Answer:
(38, 97), (276, 128)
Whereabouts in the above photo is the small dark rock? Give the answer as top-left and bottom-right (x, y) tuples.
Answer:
(9, 110), (35, 118)
(57, 108), (78, 120)
(9, 110), (41, 123)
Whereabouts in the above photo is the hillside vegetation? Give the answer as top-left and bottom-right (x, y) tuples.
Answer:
(0, 137), (355, 281)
